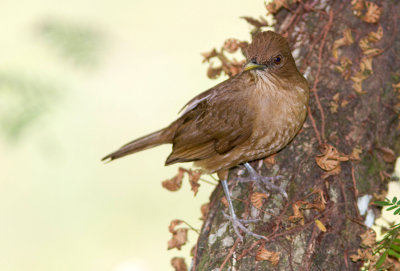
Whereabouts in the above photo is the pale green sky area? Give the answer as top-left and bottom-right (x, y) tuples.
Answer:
(0, 1), (266, 270)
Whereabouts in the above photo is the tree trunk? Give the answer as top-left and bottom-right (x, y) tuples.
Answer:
(192, 0), (400, 270)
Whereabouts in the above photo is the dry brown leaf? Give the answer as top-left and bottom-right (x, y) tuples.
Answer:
(315, 144), (349, 172)
(360, 229), (376, 247)
(223, 38), (246, 54)
(289, 201), (304, 223)
(377, 146), (396, 163)
(315, 219), (327, 232)
(221, 196), (228, 208)
(168, 228), (188, 250)
(241, 16), (269, 28)
(351, 0), (364, 15)
(350, 248), (363, 262)
(350, 147), (362, 161)
(373, 190), (387, 202)
(359, 31), (383, 58)
(251, 192), (269, 208)
(201, 48), (218, 63)
(350, 71), (368, 94)
(362, 47), (383, 57)
(187, 169), (201, 196)
(360, 57), (373, 74)
(255, 246), (280, 265)
(330, 93), (340, 113)
(307, 198), (326, 212)
(206, 64), (223, 79)
(362, 1), (382, 23)
(392, 82), (400, 90)
(350, 248), (376, 262)
(321, 164), (342, 179)
(224, 59), (245, 77)
(332, 28), (354, 59)
(200, 203), (210, 220)
(335, 57), (352, 80)
(162, 168), (184, 192)
(171, 257), (188, 271)
(169, 219), (183, 233)
(368, 25), (383, 42)
(264, 154), (276, 167)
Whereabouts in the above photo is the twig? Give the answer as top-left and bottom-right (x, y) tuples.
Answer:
(237, 240), (263, 261)
(181, 220), (200, 234)
(219, 237), (241, 270)
(310, 9), (334, 144)
(308, 107), (323, 145)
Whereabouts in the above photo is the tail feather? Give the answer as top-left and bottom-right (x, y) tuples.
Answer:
(102, 128), (171, 162)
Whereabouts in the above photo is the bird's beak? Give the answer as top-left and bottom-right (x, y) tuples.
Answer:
(243, 61), (267, 71)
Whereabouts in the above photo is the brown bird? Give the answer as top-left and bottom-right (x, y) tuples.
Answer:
(103, 31), (309, 240)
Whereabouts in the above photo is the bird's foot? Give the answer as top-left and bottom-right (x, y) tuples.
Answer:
(237, 162), (287, 199)
(222, 211), (267, 241)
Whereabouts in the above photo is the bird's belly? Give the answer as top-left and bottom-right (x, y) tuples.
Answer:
(248, 107), (306, 158)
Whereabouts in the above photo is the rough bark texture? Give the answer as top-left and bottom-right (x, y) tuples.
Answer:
(192, 0), (400, 270)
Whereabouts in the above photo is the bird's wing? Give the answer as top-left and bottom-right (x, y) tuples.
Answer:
(165, 75), (256, 165)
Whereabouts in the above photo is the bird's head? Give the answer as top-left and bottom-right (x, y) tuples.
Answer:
(243, 31), (298, 78)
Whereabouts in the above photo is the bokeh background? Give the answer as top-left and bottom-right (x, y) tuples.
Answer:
(0, 0), (267, 270)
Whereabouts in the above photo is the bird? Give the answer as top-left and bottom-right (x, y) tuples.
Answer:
(102, 31), (309, 241)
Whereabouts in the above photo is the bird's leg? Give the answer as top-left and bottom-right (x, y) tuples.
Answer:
(220, 179), (267, 241)
(238, 162), (288, 199)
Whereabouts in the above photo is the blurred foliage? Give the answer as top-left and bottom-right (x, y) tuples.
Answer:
(0, 72), (60, 141)
(0, 18), (105, 142)
(37, 18), (105, 68)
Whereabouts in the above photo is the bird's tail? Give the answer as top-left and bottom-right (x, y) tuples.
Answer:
(102, 127), (173, 162)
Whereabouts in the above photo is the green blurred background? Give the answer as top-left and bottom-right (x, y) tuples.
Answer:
(0, 0), (265, 270)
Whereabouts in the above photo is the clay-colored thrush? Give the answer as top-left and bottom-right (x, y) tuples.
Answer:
(103, 31), (309, 240)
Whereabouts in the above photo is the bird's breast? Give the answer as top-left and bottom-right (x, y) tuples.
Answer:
(249, 84), (308, 155)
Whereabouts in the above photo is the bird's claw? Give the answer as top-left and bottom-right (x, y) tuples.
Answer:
(238, 163), (288, 199)
(222, 211), (268, 241)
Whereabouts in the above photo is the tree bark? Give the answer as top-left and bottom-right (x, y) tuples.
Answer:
(192, 0), (400, 270)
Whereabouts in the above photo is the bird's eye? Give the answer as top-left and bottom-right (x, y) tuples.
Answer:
(273, 55), (283, 65)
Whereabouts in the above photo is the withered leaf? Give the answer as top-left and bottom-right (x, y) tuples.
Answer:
(187, 169), (201, 196)
(223, 38), (246, 53)
(350, 147), (362, 161)
(360, 57), (373, 74)
(171, 257), (188, 271)
(377, 146), (396, 163)
(251, 192), (269, 209)
(169, 219), (183, 233)
(265, 0), (298, 14)
(201, 48), (218, 63)
(351, 0), (364, 16)
(368, 25), (383, 43)
(289, 201), (304, 223)
(162, 168), (184, 191)
(350, 249), (363, 262)
(200, 202), (210, 220)
(335, 57), (352, 80)
(221, 196), (228, 208)
(255, 246), (280, 265)
(168, 228), (188, 250)
(392, 82), (400, 90)
(315, 144), (349, 172)
(332, 28), (354, 59)
(315, 219), (327, 232)
(264, 154), (276, 167)
(206, 64), (223, 79)
(360, 229), (376, 248)
(362, 1), (382, 23)
(241, 16), (269, 28)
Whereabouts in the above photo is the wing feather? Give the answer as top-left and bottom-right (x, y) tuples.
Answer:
(165, 73), (256, 165)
